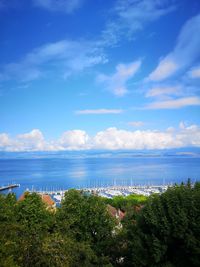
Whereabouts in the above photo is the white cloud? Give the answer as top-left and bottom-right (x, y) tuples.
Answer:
(33, 0), (83, 13)
(176, 124), (200, 147)
(146, 85), (182, 97)
(58, 130), (90, 150)
(93, 127), (178, 150)
(0, 129), (47, 152)
(188, 66), (200, 78)
(0, 129), (90, 151)
(1, 124), (200, 151)
(16, 129), (47, 151)
(179, 121), (186, 130)
(0, 40), (107, 82)
(148, 57), (178, 81)
(148, 13), (200, 81)
(97, 60), (141, 96)
(102, 0), (175, 45)
(93, 125), (200, 150)
(76, 109), (123, 115)
(144, 96), (200, 109)
(0, 133), (11, 147)
(128, 121), (144, 127)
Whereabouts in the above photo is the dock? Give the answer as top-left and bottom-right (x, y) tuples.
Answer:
(0, 183), (20, 191)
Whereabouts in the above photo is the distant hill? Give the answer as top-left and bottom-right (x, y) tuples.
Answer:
(0, 147), (200, 159)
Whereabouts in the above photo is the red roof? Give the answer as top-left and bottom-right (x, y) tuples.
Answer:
(107, 204), (125, 220)
(18, 192), (55, 207)
(18, 192), (29, 201)
(118, 209), (126, 220)
(41, 194), (55, 206)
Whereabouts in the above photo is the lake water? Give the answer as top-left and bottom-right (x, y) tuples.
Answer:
(0, 152), (200, 198)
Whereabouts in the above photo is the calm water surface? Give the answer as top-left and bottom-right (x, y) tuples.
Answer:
(0, 155), (200, 197)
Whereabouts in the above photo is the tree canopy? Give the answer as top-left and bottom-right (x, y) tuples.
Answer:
(122, 182), (200, 267)
(0, 182), (200, 266)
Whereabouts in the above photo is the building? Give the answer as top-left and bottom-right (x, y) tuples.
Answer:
(107, 204), (125, 220)
(18, 192), (56, 209)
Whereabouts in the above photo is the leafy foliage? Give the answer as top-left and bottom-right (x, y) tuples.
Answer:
(0, 182), (200, 267)
(123, 182), (200, 267)
(104, 194), (147, 211)
(56, 190), (116, 260)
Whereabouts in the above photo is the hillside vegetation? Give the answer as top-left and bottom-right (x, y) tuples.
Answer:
(0, 181), (200, 267)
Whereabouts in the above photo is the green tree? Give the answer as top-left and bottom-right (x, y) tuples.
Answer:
(14, 192), (53, 267)
(40, 233), (99, 267)
(0, 193), (19, 267)
(56, 190), (116, 262)
(104, 194), (147, 212)
(123, 182), (200, 267)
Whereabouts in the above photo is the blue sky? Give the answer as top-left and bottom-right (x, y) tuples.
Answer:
(0, 0), (200, 151)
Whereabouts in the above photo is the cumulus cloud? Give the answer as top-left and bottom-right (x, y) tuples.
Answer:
(76, 109), (123, 115)
(0, 130), (47, 152)
(58, 130), (90, 150)
(102, 0), (175, 45)
(144, 96), (200, 109)
(0, 129), (90, 151)
(33, 0), (83, 13)
(1, 124), (200, 151)
(0, 133), (11, 147)
(93, 127), (178, 150)
(86, 124), (200, 149)
(14, 129), (49, 151)
(92, 125), (200, 150)
(0, 40), (107, 82)
(97, 60), (141, 96)
(16, 129), (46, 151)
(148, 13), (200, 81)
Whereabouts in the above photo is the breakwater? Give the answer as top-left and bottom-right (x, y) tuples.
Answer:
(0, 183), (20, 191)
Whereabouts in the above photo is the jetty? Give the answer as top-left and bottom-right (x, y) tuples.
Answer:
(0, 183), (20, 192)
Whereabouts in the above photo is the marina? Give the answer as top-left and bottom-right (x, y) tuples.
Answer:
(29, 184), (170, 204)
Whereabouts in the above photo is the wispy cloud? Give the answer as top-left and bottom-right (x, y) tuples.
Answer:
(1, 123), (200, 151)
(0, 0), (5, 9)
(97, 60), (141, 96)
(0, 40), (107, 82)
(144, 96), (200, 109)
(0, 1), (176, 84)
(188, 66), (200, 79)
(128, 121), (144, 127)
(0, 0), (20, 10)
(33, 0), (83, 13)
(101, 0), (176, 45)
(75, 109), (123, 115)
(146, 85), (182, 98)
(148, 13), (200, 81)
(148, 58), (178, 82)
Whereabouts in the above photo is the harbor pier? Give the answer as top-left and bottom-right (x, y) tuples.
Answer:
(0, 183), (20, 192)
